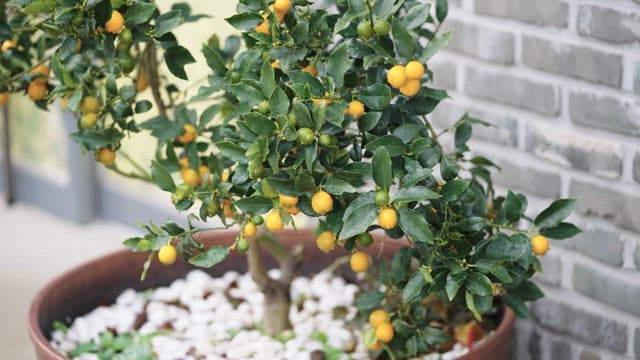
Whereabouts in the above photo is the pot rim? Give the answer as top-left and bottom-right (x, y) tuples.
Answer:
(28, 230), (515, 359)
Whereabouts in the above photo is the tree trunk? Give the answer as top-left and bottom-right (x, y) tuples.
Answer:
(262, 280), (293, 335)
(246, 234), (300, 336)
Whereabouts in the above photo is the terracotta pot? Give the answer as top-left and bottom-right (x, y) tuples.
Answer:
(28, 229), (514, 360)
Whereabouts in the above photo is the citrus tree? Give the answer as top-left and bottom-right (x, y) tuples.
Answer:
(0, 0), (581, 356)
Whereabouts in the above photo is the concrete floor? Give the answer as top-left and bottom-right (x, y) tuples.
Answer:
(0, 201), (132, 359)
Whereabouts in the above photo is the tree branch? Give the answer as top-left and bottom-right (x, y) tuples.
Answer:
(247, 235), (269, 290)
(143, 43), (168, 118)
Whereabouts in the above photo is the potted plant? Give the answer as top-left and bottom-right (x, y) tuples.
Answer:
(3, 0), (581, 358)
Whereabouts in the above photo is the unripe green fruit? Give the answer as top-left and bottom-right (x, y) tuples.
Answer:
(318, 134), (335, 147)
(358, 232), (374, 247)
(373, 19), (391, 35)
(80, 112), (97, 129)
(375, 190), (390, 207)
(229, 71), (241, 83)
(357, 20), (373, 39)
(296, 127), (314, 146)
(236, 237), (249, 253)
(71, 13), (84, 26)
(119, 28), (133, 45)
(287, 112), (298, 127)
(252, 215), (264, 225)
(119, 53), (134, 74)
(138, 239), (151, 251)
(257, 100), (270, 114)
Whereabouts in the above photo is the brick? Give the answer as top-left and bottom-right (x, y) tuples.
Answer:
(526, 124), (623, 179)
(569, 92), (640, 136)
(635, 241), (640, 269)
(580, 350), (601, 360)
(522, 36), (623, 87)
(634, 151), (640, 184)
(465, 68), (561, 116)
(560, 224), (625, 267)
(429, 61), (457, 90)
(475, 0), (569, 28)
(491, 157), (562, 198)
(577, 6), (640, 44)
(430, 102), (518, 147)
(530, 298), (628, 353)
(444, 19), (515, 64)
(573, 262), (640, 317)
(550, 338), (571, 359)
(570, 179), (640, 232)
(534, 252), (562, 287)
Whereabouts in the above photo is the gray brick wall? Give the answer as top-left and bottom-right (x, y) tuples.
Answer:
(433, 1), (640, 358)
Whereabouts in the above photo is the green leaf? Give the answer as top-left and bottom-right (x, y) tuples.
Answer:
(216, 141), (248, 163)
(465, 271), (493, 296)
(339, 204), (377, 240)
(486, 234), (529, 261)
(343, 192), (375, 220)
(357, 84), (391, 111)
(398, 208), (433, 244)
(270, 87), (289, 116)
(466, 291), (482, 321)
(503, 190), (524, 223)
(155, 10), (183, 38)
(189, 246), (230, 268)
(512, 280), (545, 301)
(394, 186), (440, 203)
(402, 168), (432, 187)
(230, 83), (265, 107)
(334, 10), (360, 34)
(436, 0), (449, 22)
(151, 161), (176, 192)
(125, 2), (156, 25)
(404, 3), (431, 29)
(454, 121), (472, 149)
(326, 43), (350, 88)
(372, 147), (393, 190)
(260, 60), (276, 97)
(403, 272), (427, 303)
(420, 327), (450, 345)
(540, 222), (582, 240)
(420, 31), (453, 62)
(504, 293), (529, 318)
(366, 135), (406, 157)
(355, 290), (385, 311)
(445, 273), (462, 301)
(391, 17), (415, 59)
(225, 12), (263, 31)
(295, 172), (316, 192)
(243, 112), (276, 135)
(202, 45), (227, 75)
(535, 199), (577, 230)
(373, 0), (395, 17)
(292, 100), (313, 128)
(233, 196), (273, 214)
(324, 178), (356, 195)
(164, 45), (196, 80)
(441, 179), (469, 201)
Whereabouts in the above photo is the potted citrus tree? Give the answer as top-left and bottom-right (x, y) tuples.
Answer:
(4, 0), (581, 358)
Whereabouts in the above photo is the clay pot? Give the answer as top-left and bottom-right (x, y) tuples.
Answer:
(28, 229), (514, 359)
